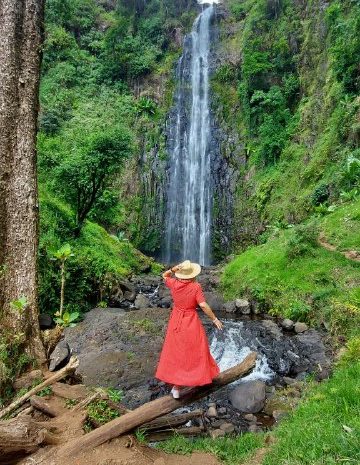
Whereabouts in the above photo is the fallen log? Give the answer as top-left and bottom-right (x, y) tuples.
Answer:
(0, 356), (79, 420)
(0, 416), (56, 463)
(59, 352), (257, 458)
(146, 426), (205, 442)
(143, 409), (203, 431)
(30, 396), (57, 418)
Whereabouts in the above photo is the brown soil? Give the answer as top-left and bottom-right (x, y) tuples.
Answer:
(17, 384), (220, 465)
(318, 234), (360, 262)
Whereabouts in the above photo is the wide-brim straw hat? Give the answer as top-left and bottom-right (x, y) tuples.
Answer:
(175, 260), (201, 279)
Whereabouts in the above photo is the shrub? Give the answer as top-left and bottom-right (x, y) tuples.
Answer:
(286, 221), (319, 259)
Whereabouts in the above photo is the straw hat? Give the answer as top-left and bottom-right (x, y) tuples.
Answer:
(175, 260), (201, 279)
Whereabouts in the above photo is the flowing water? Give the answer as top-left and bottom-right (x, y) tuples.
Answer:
(210, 321), (275, 382)
(164, 5), (214, 266)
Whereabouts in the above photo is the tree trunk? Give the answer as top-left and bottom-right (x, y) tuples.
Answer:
(0, 0), (45, 361)
(59, 352), (257, 458)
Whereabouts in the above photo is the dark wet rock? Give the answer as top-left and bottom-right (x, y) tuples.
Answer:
(294, 322), (308, 333)
(235, 299), (250, 314)
(63, 307), (167, 407)
(134, 294), (150, 309)
(281, 319), (294, 331)
(39, 313), (54, 329)
(229, 381), (266, 413)
(49, 340), (70, 372)
(261, 320), (283, 341)
(218, 406), (227, 414)
(224, 301), (237, 313)
(158, 284), (170, 300)
(293, 330), (330, 372)
(205, 291), (225, 312)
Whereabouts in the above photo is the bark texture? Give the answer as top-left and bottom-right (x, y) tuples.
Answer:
(0, 0), (45, 361)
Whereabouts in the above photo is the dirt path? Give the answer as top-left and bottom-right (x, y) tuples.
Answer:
(318, 234), (360, 262)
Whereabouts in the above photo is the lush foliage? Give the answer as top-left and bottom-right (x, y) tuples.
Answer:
(213, 0), (360, 249)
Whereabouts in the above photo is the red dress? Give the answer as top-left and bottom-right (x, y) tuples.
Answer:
(155, 277), (220, 386)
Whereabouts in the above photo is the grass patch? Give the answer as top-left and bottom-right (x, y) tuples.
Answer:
(263, 361), (360, 465)
(222, 202), (360, 327)
(157, 433), (264, 465)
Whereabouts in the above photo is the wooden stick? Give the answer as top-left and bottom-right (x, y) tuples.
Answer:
(0, 356), (79, 420)
(142, 409), (203, 431)
(146, 426), (205, 442)
(59, 352), (257, 458)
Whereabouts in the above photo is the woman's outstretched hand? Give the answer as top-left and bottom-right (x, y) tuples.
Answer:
(213, 318), (224, 330)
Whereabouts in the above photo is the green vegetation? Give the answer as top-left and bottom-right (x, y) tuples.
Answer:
(213, 0), (360, 250)
(263, 361), (360, 465)
(157, 432), (264, 464)
(38, 0), (192, 314)
(222, 200), (360, 336)
(84, 398), (120, 431)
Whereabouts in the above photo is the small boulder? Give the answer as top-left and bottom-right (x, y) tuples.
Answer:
(248, 424), (260, 433)
(49, 340), (70, 372)
(281, 319), (294, 331)
(229, 381), (266, 413)
(235, 299), (251, 314)
(219, 422), (235, 433)
(39, 314), (54, 330)
(210, 429), (225, 439)
(218, 407), (227, 415)
(134, 294), (150, 309)
(294, 322), (308, 333)
(223, 301), (237, 313)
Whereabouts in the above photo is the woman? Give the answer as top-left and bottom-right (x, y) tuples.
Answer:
(155, 260), (224, 398)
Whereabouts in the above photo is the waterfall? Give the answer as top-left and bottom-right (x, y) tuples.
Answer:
(164, 5), (215, 266)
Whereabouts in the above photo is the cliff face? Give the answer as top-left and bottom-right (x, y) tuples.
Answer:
(124, 0), (359, 261)
(210, 0), (359, 251)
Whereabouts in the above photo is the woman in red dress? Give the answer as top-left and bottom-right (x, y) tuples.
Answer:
(155, 260), (223, 398)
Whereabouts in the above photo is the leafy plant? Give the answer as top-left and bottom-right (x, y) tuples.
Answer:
(137, 97), (157, 116)
(286, 221), (319, 259)
(53, 244), (74, 318)
(54, 310), (80, 327)
(38, 386), (53, 397)
(106, 388), (123, 403)
(10, 296), (28, 315)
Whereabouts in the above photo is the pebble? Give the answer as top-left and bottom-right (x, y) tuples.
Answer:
(243, 413), (257, 422)
(294, 322), (308, 333)
(281, 318), (294, 330)
(218, 407), (227, 414)
(207, 406), (218, 418)
(219, 422), (235, 433)
(248, 424), (260, 433)
(210, 429), (226, 439)
(273, 410), (289, 422)
(283, 376), (297, 385)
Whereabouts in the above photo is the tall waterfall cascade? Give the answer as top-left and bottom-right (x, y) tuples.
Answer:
(164, 5), (215, 266)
